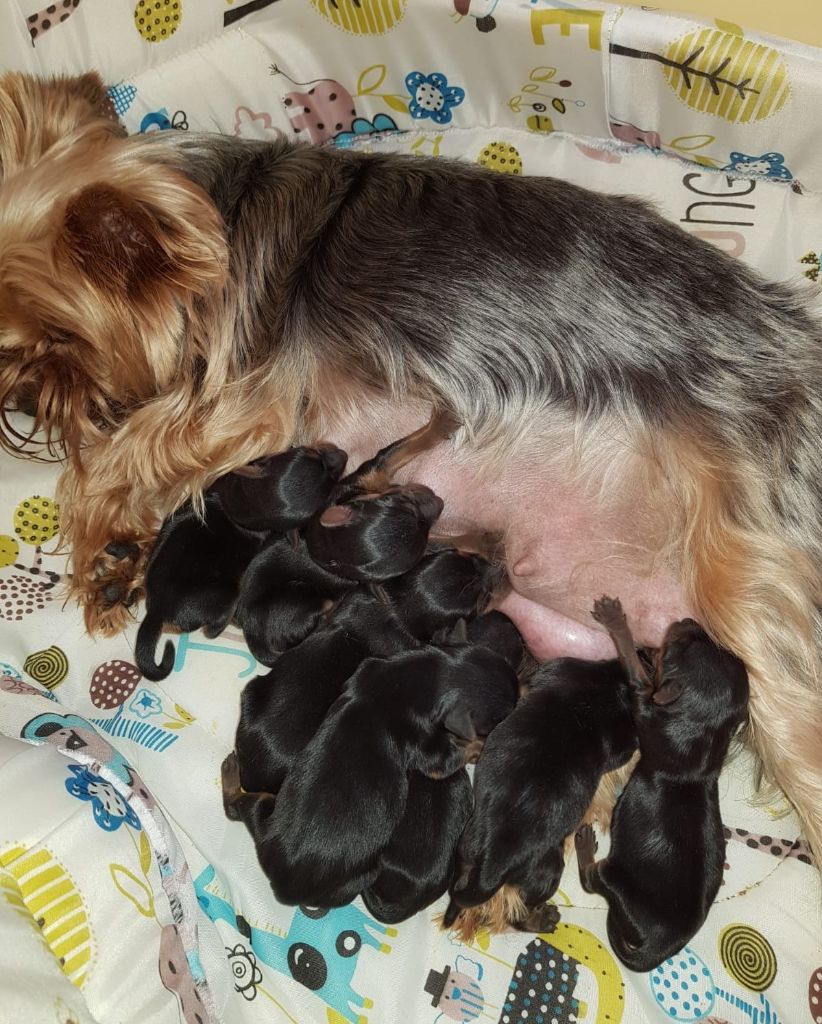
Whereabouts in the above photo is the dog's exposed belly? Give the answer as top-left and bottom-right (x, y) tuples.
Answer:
(325, 404), (694, 661)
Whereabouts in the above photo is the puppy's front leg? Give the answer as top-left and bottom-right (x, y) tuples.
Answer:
(592, 596), (653, 698)
(575, 824), (607, 896)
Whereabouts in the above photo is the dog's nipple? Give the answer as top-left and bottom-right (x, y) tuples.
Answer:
(512, 556), (536, 578)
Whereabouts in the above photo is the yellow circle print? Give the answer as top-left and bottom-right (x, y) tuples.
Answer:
(134, 0), (182, 43)
(663, 28), (789, 123)
(477, 142), (523, 175)
(310, 0), (406, 36)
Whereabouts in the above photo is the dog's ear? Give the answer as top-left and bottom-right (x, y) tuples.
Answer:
(319, 505), (355, 527)
(431, 618), (469, 646)
(61, 184), (170, 295)
(435, 691), (477, 742)
(652, 680), (683, 705)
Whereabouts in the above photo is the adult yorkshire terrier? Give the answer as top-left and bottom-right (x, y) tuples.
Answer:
(0, 73), (820, 864)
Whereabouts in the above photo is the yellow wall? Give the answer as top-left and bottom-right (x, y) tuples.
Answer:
(628, 1), (822, 48)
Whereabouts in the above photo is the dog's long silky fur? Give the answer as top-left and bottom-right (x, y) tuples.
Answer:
(0, 79), (820, 863)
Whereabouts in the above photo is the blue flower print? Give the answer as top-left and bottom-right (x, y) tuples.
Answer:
(334, 113), (399, 148)
(724, 151), (793, 181)
(65, 764), (141, 832)
(405, 72), (465, 125)
(130, 687), (163, 719)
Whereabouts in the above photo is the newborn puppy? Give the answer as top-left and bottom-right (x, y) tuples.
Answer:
(465, 611), (528, 676)
(232, 589), (417, 797)
(362, 768), (473, 924)
(574, 596), (749, 973)
(383, 547), (506, 641)
(135, 495), (260, 680)
(225, 642), (519, 908)
(234, 533), (355, 664)
(443, 654), (637, 933)
(210, 443), (347, 533)
(304, 483), (444, 582)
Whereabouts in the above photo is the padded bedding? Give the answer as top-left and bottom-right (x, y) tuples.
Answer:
(1, 2), (821, 1022)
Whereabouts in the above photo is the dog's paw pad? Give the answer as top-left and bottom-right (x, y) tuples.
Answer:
(591, 595), (625, 628)
(104, 540), (141, 561)
(527, 904), (561, 933)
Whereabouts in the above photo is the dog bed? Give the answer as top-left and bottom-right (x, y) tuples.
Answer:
(1, 2), (821, 1022)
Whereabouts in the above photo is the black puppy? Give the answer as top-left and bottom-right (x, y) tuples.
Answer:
(224, 642), (519, 908)
(232, 589), (418, 797)
(304, 483), (444, 582)
(574, 596), (749, 973)
(443, 653), (637, 933)
(210, 443), (347, 532)
(362, 768), (473, 924)
(135, 495), (261, 680)
(383, 547), (506, 641)
(234, 533), (356, 664)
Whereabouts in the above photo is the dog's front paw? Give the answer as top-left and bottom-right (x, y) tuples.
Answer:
(519, 903), (561, 934)
(78, 542), (148, 635)
(575, 823), (598, 862)
(591, 595), (625, 630)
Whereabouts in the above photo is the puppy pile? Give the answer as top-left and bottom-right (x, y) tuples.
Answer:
(135, 421), (750, 971)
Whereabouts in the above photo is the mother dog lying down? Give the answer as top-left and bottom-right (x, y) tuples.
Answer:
(0, 72), (819, 862)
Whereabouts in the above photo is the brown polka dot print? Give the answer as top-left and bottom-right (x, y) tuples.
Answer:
(90, 659), (142, 709)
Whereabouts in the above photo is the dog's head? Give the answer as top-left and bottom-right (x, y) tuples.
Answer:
(304, 483), (444, 581)
(0, 126), (227, 459)
(212, 443), (348, 532)
(644, 617), (749, 772)
(0, 71), (124, 182)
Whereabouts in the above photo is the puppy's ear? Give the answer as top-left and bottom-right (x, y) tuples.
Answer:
(320, 505), (355, 527)
(432, 618), (469, 646)
(652, 680), (683, 705)
(435, 692), (477, 742)
(62, 184), (170, 295)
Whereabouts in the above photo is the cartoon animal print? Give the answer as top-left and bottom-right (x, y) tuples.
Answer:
(0, 495), (63, 622)
(609, 120), (661, 149)
(424, 956), (486, 1022)
(275, 68), (357, 143)
(451, 0), (499, 33)
(0, 844), (94, 988)
(508, 67), (582, 134)
(723, 825), (813, 865)
(139, 108), (188, 133)
(25, 1), (83, 45)
(723, 152), (793, 181)
(194, 864), (394, 1024)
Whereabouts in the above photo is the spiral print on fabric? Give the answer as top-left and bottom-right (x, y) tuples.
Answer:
(719, 923), (777, 992)
(23, 646), (69, 689)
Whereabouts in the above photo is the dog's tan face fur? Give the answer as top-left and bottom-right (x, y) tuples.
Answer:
(0, 121), (228, 458)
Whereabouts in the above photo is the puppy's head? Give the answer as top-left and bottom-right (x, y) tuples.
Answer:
(0, 71), (124, 181)
(465, 610), (525, 673)
(645, 618), (749, 771)
(304, 483), (444, 581)
(212, 443), (347, 532)
(0, 133), (227, 458)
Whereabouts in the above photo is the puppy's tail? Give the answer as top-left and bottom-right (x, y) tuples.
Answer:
(135, 609), (175, 681)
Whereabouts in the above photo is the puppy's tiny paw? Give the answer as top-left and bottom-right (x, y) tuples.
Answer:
(523, 903), (560, 934)
(221, 751), (240, 788)
(104, 540), (141, 561)
(575, 823), (598, 857)
(591, 595), (625, 629)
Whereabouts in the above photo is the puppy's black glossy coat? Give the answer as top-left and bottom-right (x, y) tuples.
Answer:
(234, 533), (355, 664)
(234, 589), (416, 796)
(362, 769), (473, 924)
(575, 599), (749, 973)
(304, 483), (444, 582)
(135, 495), (260, 680)
(384, 547), (505, 641)
(226, 642), (519, 908)
(210, 443), (346, 533)
(444, 656), (636, 931)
